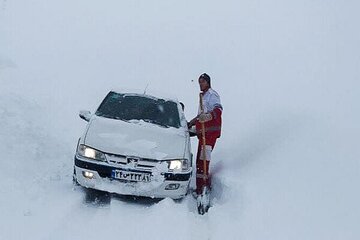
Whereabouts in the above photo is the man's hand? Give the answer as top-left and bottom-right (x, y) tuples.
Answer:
(198, 113), (212, 123)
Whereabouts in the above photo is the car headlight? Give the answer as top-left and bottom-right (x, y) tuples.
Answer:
(168, 159), (190, 171)
(77, 144), (106, 162)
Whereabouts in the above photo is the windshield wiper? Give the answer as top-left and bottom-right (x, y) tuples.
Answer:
(142, 119), (169, 128)
(96, 113), (130, 123)
(96, 113), (171, 128)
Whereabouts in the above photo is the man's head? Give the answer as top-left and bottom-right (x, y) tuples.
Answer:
(198, 73), (211, 92)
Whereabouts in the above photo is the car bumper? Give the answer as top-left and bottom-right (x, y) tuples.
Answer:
(74, 156), (191, 199)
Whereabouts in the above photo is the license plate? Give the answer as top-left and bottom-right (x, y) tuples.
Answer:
(111, 169), (151, 182)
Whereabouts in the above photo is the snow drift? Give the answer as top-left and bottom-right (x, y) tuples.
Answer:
(1, 0), (359, 239)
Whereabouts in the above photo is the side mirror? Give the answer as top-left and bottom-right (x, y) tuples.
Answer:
(188, 125), (197, 137)
(179, 102), (185, 111)
(79, 110), (91, 122)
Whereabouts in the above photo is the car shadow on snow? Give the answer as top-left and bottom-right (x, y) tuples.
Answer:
(111, 193), (163, 206)
(82, 188), (111, 206)
(81, 187), (163, 207)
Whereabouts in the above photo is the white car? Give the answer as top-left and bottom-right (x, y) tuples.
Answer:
(73, 90), (192, 199)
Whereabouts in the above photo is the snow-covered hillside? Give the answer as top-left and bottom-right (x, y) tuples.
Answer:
(1, 1), (359, 239)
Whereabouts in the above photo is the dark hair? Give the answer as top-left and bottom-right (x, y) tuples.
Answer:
(199, 73), (211, 87)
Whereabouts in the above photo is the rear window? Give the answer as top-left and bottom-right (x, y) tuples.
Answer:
(95, 92), (181, 128)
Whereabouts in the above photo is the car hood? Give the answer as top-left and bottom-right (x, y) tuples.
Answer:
(84, 116), (187, 160)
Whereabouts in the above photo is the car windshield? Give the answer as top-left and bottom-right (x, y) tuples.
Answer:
(95, 92), (181, 128)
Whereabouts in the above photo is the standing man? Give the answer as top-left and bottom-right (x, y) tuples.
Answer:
(188, 73), (223, 197)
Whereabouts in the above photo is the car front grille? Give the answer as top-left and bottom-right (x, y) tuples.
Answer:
(106, 153), (159, 170)
(75, 157), (191, 182)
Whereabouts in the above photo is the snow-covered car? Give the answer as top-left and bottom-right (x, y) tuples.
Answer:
(73, 90), (192, 199)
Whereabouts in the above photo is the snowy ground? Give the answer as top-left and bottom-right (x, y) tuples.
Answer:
(1, 1), (360, 239)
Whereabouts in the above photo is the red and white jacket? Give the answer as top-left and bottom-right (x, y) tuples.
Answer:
(195, 88), (223, 140)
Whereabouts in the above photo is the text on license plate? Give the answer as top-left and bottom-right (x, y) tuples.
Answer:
(112, 170), (151, 182)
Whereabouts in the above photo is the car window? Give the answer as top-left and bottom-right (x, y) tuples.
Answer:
(95, 92), (181, 128)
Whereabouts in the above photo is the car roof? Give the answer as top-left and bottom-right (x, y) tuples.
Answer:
(110, 89), (179, 103)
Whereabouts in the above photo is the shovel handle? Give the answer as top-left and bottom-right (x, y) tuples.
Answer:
(199, 93), (207, 182)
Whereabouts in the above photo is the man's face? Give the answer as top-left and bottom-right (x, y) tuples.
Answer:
(199, 78), (209, 92)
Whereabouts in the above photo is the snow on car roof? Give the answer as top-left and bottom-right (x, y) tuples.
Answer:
(109, 88), (180, 103)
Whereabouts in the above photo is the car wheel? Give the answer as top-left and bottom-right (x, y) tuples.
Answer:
(84, 188), (111, 206)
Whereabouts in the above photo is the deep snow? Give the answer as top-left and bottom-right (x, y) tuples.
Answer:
(1, 0), (360, 239)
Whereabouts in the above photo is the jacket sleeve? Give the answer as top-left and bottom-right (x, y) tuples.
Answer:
(208, 91), (222, 111)
(210, 107), (222, 121)
(195, 107), (222, 139)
